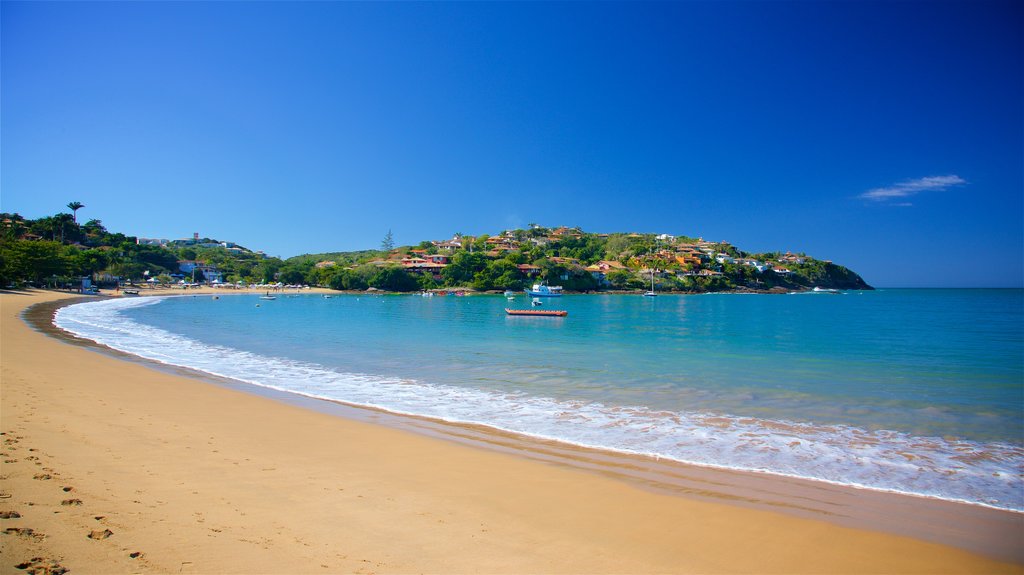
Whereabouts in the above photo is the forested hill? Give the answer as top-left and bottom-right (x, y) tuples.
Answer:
(287, 227), (872, 293)
(1, 212), (869, 293)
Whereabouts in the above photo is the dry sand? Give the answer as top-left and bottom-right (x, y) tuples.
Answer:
(1, 289), (1021, 574)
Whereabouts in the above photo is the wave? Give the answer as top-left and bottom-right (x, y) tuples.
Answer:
(55, 296), (1024, 512)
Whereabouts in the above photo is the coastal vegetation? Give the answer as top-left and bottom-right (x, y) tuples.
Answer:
(1, 210), (871, 293)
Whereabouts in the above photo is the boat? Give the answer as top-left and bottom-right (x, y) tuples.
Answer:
(525, 283), (563, 297)
(505, 308), (568, 317)
(503, 290), (516, 297)
(122, 288), (139, 296)
(260, 292), (277, 300)
(643, 269), (658, 297)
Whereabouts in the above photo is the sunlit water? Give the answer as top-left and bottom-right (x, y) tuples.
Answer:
(55, 289), (1024, 511)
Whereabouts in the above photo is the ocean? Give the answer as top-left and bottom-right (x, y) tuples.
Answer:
(54, 289), (1024, 511)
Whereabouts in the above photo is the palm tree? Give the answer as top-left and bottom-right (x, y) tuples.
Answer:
(67, 201), (85, 223)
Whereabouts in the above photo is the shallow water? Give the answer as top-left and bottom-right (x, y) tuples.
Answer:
(55, 289), (1024, 511)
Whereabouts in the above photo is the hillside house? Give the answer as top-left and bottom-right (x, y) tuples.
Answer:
(516, 264), (541, 277)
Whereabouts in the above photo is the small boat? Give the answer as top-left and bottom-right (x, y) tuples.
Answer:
(531, 298), (543, 306)
(122, 288), (140, 296)
(643, 267), (658, 296)
(505, 308), (568, 317)
(525, 283), (563, 297)
(503, 290), (516, 297)
(260, 292), (277, 300)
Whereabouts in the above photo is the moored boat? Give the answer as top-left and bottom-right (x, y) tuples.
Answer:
(505, 308), (568, 317)
(525, 283), (563, 297)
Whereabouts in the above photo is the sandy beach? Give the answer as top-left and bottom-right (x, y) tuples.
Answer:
(1, 289), (1021, 574)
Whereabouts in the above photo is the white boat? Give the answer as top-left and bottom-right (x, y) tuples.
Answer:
(525, 283), (563, 297)
(260, 292), (276, 300)
(503, 290), (516, 297)
(643, 269), (658, 297)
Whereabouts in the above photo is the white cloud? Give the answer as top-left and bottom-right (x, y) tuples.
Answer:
(859, 175), (966, 202)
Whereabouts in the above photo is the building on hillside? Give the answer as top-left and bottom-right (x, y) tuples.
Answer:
(400, 258), (446, 280)
(137, 238), (170, 247)
(585, 260), (627, 286)
(177, 261), (223, 283)
(425, 254), (450, 265)
(737, 259), (770, 273)
(516, 264), (541, 277)
(779, 252), (807, 264)
(550, 227), (583, 239)
(549, 257), (582, 267)
(434, 239), (462, 251)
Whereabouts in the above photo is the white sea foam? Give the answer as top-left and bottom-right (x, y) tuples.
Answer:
(55, 297), (1024, 512)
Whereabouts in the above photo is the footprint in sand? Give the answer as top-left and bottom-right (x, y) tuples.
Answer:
(0, 511), (21, 519)
(14, 557), (68, 575)
(87, 528), (113, 540)
(61, 487), (73, 493)
(4, 527), (45, 540)
(60, 499), (82, 506)
(31, 474), (51, 481)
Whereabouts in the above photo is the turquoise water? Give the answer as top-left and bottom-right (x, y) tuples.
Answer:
(56, 289), (1024, 510)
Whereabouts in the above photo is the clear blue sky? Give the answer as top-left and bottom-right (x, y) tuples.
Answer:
(2, 1), (1021, 287)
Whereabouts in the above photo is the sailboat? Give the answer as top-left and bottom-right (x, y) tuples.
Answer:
(643, 269), (658, 297)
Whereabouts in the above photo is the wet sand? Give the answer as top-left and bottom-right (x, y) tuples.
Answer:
(1, 289), (1021, 574)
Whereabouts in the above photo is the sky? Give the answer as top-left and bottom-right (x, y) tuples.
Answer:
(2, 1), (1021, 288)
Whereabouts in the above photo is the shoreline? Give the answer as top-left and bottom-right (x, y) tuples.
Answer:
(3, 289), (1022, 573)
(34, 292), (1024, 555)
(45, 291), (1023, 516)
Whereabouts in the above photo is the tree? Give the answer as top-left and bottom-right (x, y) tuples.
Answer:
(606, 269), (634, 289)
(370, 267), (419, 292)
(441, 251), (486, 286)
(67, 201), (85, 223)
(381, 230), (395, 252)
(0, 240), (70, 284)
